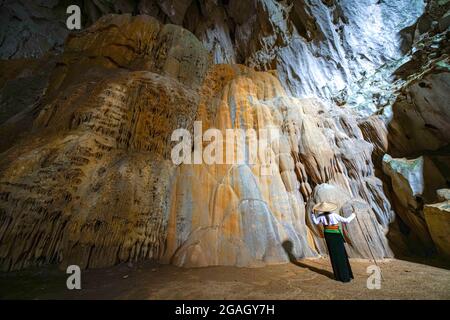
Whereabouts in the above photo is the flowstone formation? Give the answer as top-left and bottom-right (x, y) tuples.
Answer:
(1, 0), (426, 99)
(0, 14), (395, 271)
(164, 64), (393, 267)
(0, 15), (209, 270)
(0, 1), (449, 271)
(424, 189), (450, 258)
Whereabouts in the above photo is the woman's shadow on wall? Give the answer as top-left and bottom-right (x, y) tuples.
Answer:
(282, 240), (335, 280)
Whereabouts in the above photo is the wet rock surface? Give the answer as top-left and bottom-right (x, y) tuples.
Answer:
(0, 15), (209, 270)
(424, 200), (450, 259)
(381, 0), (450, 257)
(1, 0), (426, 98)
(1, 258), (450, 299)
(0, 1), (449, 271)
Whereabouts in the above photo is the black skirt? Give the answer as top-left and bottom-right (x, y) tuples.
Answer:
(324, 232), (354, 282)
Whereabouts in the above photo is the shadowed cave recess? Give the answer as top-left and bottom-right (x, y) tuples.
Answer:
(0, 0), (449, 272)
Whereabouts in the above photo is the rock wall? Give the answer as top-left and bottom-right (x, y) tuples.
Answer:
(424, 190), (450, 259)
(0, 14), (396, 270)
(1, 0), (426, 100)
(164, 64), (393, 267)
(0, 1), (448, 271)
(0, 15), (209, 270)
(362, 0), (450, 256)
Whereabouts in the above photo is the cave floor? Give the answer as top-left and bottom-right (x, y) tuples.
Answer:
(1, 258), (449, 300)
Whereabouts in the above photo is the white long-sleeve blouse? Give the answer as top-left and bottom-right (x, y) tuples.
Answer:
(311, 212), (355, 225)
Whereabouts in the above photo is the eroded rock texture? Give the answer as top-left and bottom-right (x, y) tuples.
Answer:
(0, 1), (449, 271)
(382, 155), (446, 252)
(164, 64), (393, 267)
(0, 14), (209, 270)
(1, 0), (426, 99)
(0, 14), (397, 270)
(424, 192), (450, 259)
(378, 0), (450, 255)
(0, 0), (69, 59)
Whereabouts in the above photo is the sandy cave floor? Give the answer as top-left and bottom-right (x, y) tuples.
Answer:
(0, 258), (449, 300)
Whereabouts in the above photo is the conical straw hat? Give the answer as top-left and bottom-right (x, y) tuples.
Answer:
(313, 201), (337, 212)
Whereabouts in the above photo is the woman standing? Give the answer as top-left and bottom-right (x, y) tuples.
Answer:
(311, 202), (356, 283)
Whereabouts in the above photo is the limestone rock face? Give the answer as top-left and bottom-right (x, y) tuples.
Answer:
(382, 155), (446, 250)
(182, 0), (426, 99)
(336, 0), (450, 258)
(0, 15), (209, 271)
(424, 201), (450, 259)
(307, 183), (392, 259)
(0, 13), (397, 270)
(49, 14), (209, 91)
(1, 0), (427, 100)
(0, 55), (57, 153)
(344, 0), (450, 120)
(389, 42), (450, 156)
(377, 1), (450, 255)
(0, 2), (449, 271)
(358, 115), (389, 166)
(400, 0), (450, 52)
(276, 0), (425, 98)
(163, 64), (393, 267)
(0, 0), (70, 59)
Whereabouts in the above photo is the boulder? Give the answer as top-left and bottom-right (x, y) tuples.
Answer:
(424, 201), (450, 259)
(0, 14), (209, 271)
(382, 154), (447, 250)
(2, 1), (448, 271)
